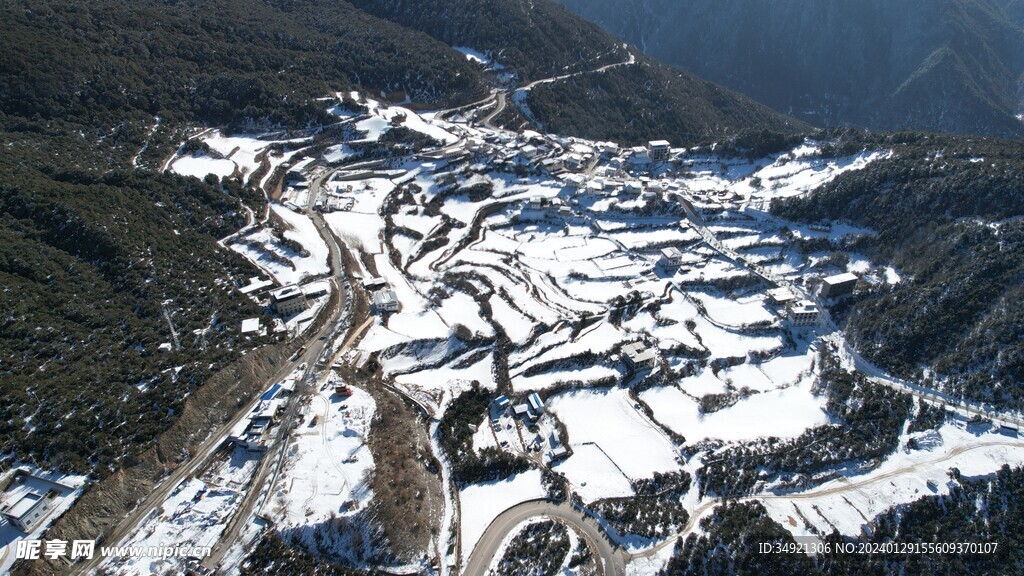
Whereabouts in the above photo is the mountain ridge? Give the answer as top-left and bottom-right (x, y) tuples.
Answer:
(557, 0), (1024, 138)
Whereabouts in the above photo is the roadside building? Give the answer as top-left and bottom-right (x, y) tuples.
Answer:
(239, 276), (274, 296)
(516, 196), (555, 221)
(630, 147), (651, 165)
(767, 287), (798, 306)
(549, 446), (568, 461)
(240, 318), (261, 334)
(304, 283), (329, 299)
(563, 174), (586, 189)
(444, 145), (466, 160)
(494, 395), (511, 411)
(819, 272), (858, 299)
(271, 285), (308, 316)
(362, 277), (388, 291)
(563, 154), (584, 171)
(541, 158), (562, 172)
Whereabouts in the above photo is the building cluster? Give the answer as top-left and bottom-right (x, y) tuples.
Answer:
(507, 392), (545, 421)
(228, 379), (295, 452)
(491, 394), (568, 462)
(514, 196), (575, 222)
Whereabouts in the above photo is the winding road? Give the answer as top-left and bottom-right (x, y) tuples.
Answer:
(463, 500), (625, 576)
(202, 169), (356, 571)
(464, 438), (1024, 574)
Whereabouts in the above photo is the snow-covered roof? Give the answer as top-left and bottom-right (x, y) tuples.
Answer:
(240, 318), (260, 334)
(767, 287), (797, 303)
(822, 272), (858, 286)
(373, 290), (398, 307)
(271, 285), (304, 301)
(3, 491), (45, 519)
(239, 277), (273, 295)
(790, 300), (818, 314)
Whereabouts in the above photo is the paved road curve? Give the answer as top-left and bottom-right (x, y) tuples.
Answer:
(463, 500), (625, 576)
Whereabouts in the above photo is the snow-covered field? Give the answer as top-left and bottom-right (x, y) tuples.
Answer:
(760, 419), (1024, 540)
(100, 449), (259, 575)
(228, 206), (329, 287)
(267, 384), (375, 530)
(169, 130), (311, 189)
(459, 470), (546, 563)
(640, 377), (829, 444)
(146, 93), (1024, 575)
(171, 155), (236, 180)
(272, 206), (330, 279)
(550, 388), (681, 483)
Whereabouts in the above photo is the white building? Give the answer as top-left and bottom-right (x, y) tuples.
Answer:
(373, 289), (399, 312)
(659, 247), (685, 272)
(541, 158), (562, 172)
(1, 490), (54, 532)
(622, 341), (658, 372)
(0, 473), (71, 533)
(527, 392), (544, 415)
(820, 272), (859, 299)
(630, 146), (651, 165)
(648, 140), (671, 161)
(563, 174), (586, 189)
(788, 300), (820, 326)
(517, 196), (559, 221)
(767, 287), (797, 305)
(563, 153), (584, 171)
(239, 276), (274, 296)
(271, 285), (308, 316)
(240, 318), (261, 334)
(444, 145), (467, 160)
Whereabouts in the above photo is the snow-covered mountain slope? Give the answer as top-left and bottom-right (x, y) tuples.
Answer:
(557, 0), (1024, 138)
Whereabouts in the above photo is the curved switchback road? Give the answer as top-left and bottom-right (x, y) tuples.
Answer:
(478, 48), (636, 133)
(466, 440), (1024, 573)
(481, 92), (507, 131)
(463, 500), (625, 576)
